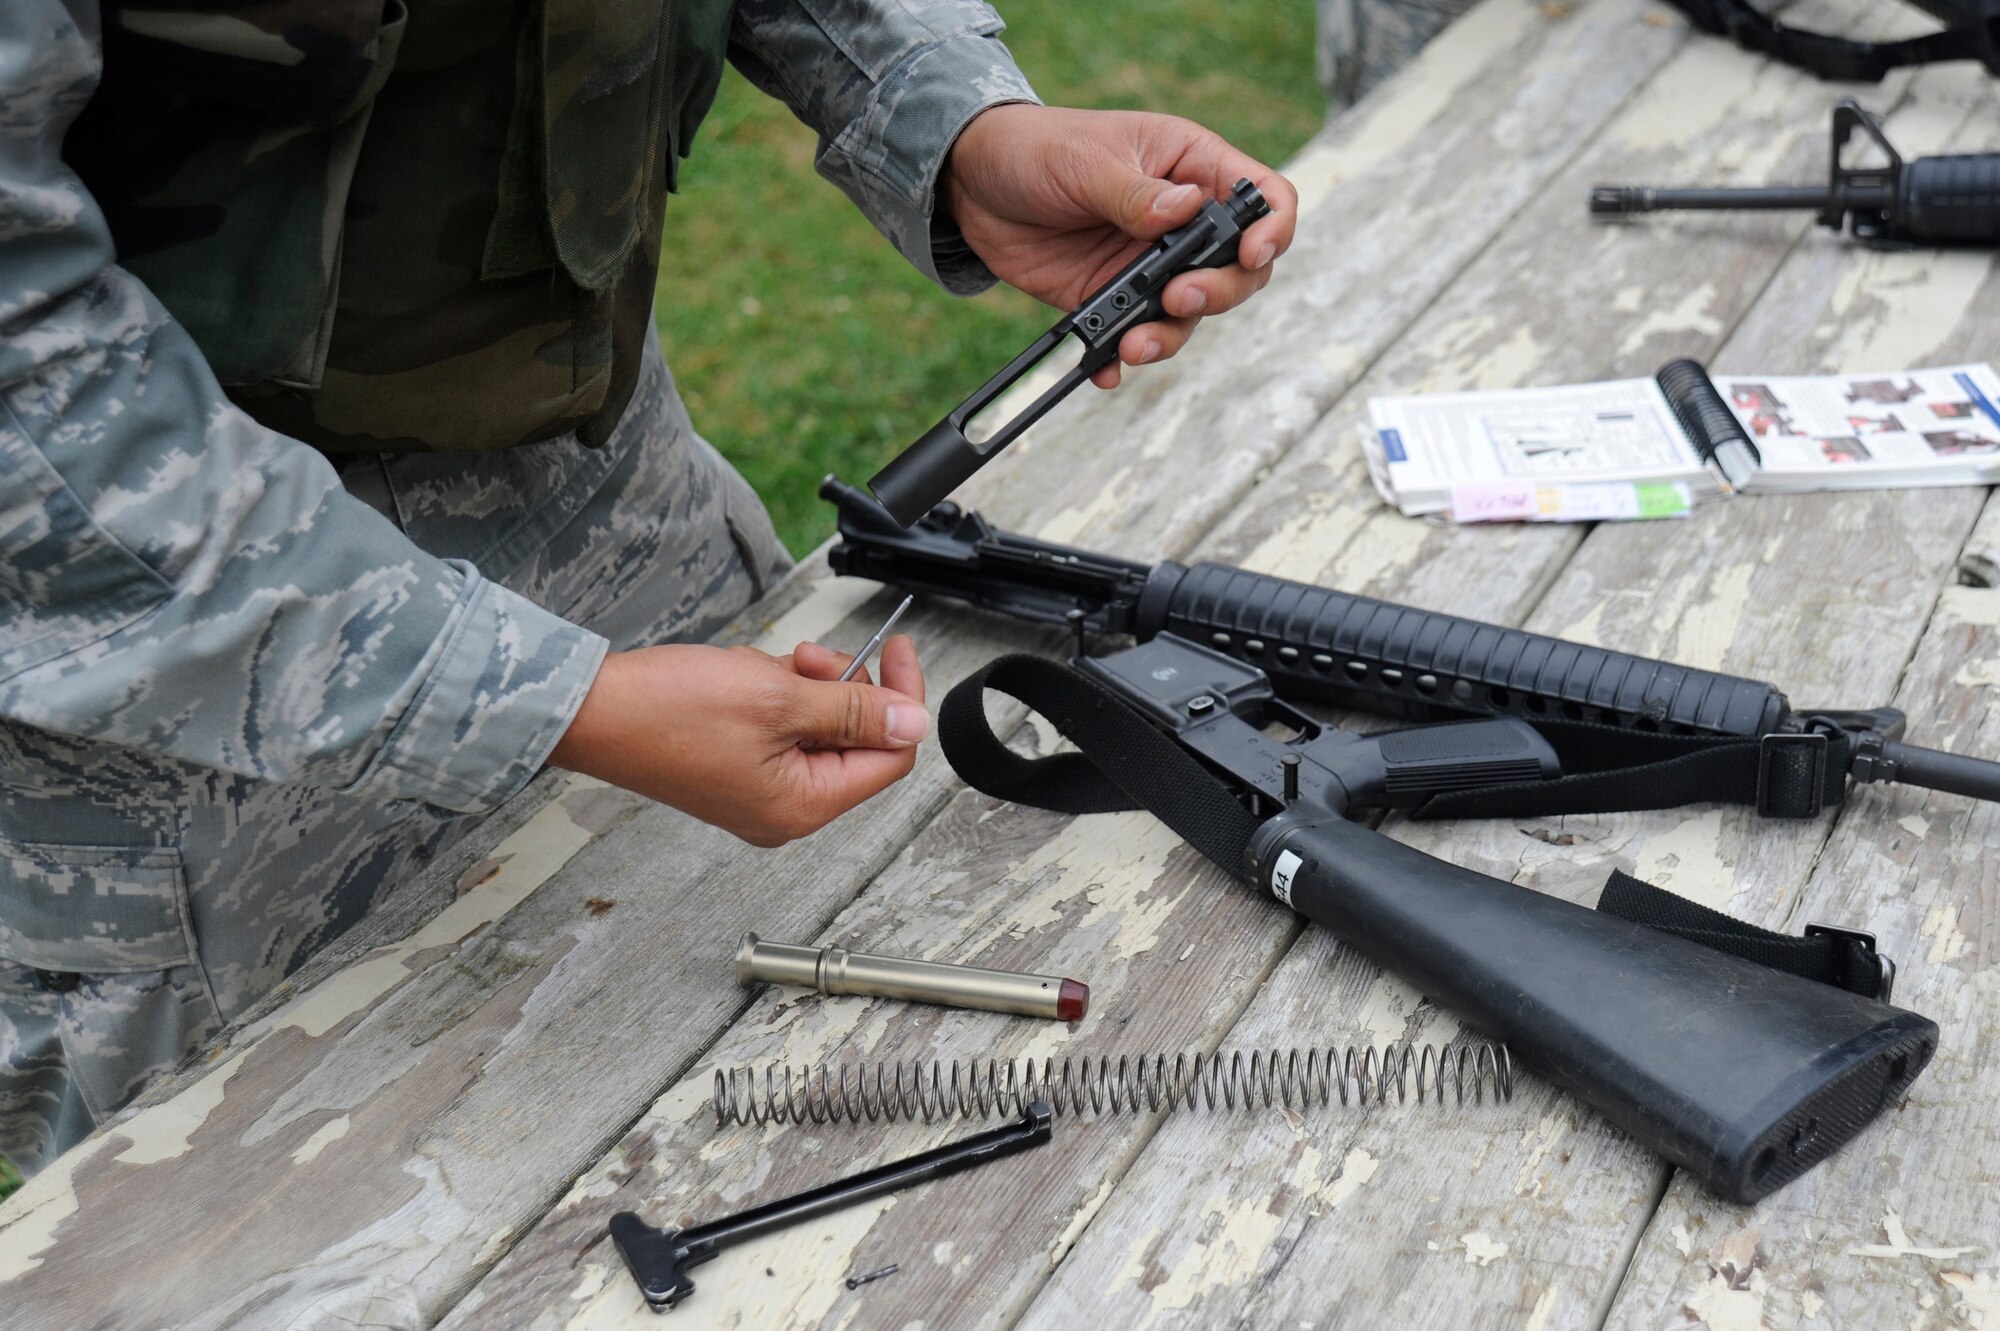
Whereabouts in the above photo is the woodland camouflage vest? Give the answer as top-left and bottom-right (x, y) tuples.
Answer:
(69, 0), (738, 452)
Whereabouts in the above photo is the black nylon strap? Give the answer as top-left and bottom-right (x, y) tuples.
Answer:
(1409, 718), (1851, 821)
(1598, 871), (1889, 999)
(938, 654), (1262, 876)
(1663, 0), (2000, 80)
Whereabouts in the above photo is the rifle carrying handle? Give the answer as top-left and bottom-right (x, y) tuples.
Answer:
(1158, 562), (1790, 736)
(1902, 153), (2000, 243)
(1247, 813), (1937, 1203)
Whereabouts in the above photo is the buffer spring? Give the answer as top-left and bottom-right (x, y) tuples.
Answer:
(713, 1042), (1513, 1127)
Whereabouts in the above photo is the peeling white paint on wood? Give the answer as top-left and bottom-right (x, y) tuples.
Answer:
(288, 1114), (351, 1167)
(1288, 0), (1552, 213)
(1605, 73), (2000, 1331)
(266, 774), (604, 1041)
(752, 573), (892, 656)
(109, 1051), (246, 1166)
(1940, 1270), (2000, 1329)
(1823, 250), (1994, 373)
(1460, 1232), (1509, 1266)
(0, 1139), (103, 1282)
(1847, 1210), (1981, 1261)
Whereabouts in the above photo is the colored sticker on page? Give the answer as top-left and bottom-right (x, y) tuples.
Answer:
(1635, 482), (1693, 518)
(1449, 481), (1692, 523)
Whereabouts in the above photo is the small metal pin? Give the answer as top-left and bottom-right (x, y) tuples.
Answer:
(1065, 607), (1089, 659)
(837, 595), (915, 683)
(845, 1263), (900, 1291)
(1281, 753), (1302, 803)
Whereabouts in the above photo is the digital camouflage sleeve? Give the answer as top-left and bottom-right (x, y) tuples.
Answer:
(0, 0), (608, 815)
(729, 0), (1041, 294)
(0, 0), (1036, 814)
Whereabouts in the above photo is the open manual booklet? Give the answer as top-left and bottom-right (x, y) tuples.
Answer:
(1362, 359), (2000, 522)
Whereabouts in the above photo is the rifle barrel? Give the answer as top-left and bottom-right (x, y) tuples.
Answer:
(1881, 741), (2000, 803)
(1591, 184), (1834, 214)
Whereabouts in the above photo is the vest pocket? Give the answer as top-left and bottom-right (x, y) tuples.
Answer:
(0, 836), (222, 1122)
(485, 0), (673, 293)
(484, 0), (736, 292)
(111, 0), (408, 124)
(0, 838), (200, 976)
(109, 0), (409, 390)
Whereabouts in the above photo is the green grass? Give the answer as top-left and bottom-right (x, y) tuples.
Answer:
(656, 1), (1324, 554)
(1, 1153), (19, 1201)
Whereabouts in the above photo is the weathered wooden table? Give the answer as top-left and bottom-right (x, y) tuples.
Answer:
(6, 0), (1997, 1325)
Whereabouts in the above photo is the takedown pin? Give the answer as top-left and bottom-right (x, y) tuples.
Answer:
(736, 932), (1088, 1021)
(837, 595), (915, 683)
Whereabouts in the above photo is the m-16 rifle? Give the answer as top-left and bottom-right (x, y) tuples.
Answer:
(1591, 101), (2000, 247)
(937, 635), (1938, 1202)
(822, 475), (2000, 820)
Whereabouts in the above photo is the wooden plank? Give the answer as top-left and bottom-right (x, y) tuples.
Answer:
(429, 7), (1916, 1330)
(1603, 514), (2000, 1331)
(1600, 66), (2000, 1331)
(1013, 10), (1991, 1330)
(0, 4), (1684, 1323)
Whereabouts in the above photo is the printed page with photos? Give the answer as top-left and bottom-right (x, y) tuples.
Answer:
(1716, 365), (2000, 492)
(1363, 362), (2000, 522)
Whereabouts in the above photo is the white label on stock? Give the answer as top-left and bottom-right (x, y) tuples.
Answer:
(1270, 850), (1302, 907)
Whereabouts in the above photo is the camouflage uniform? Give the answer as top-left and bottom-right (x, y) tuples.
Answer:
(0, 0), (1037, 1178)
(1316, 0), (1482, 109)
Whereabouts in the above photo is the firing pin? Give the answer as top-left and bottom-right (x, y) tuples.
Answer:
(735, 932), (1088, 1021)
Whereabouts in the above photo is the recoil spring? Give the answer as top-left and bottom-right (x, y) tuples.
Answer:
(713, 1042), (1513, 1127)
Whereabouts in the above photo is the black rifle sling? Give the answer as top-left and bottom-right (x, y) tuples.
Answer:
(940, 655), (1886, 998)
(1598, 871), (1891, 999)
(1662, 0), (2000, 80)
(939, 654), (1263, 874)
(1409, 717), (1852, 822)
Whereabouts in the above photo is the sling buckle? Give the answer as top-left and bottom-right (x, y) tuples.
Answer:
(1757, 731), (1828, 818)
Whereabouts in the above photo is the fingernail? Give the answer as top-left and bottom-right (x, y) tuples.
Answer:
(1179, 288), (1207, 315)
(1253, 241), (1276, 269)
(887, 704), (930, 745)
(1151, 182), (1198, 213)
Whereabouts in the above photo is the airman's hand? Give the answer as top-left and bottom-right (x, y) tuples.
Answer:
(548, 636), (928, 846)
(943, 104), (1300, 388)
